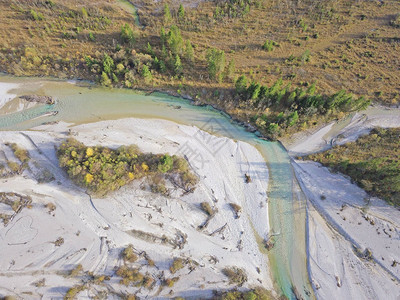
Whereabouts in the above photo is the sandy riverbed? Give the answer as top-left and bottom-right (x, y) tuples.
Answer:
(0, 118), (273, 298)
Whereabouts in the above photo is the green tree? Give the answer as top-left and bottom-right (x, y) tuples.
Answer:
(287, 111), (299, 126)
(141, 65), (152, 83)
(160, 26), (167, 45)
(235, 75), (248, 96)
(206, 47), (226, 82)
(147, 42), (154, 56)
(178, 4), (185, 22)
(185, 40), (194, 62)
(102, 53), (114, 75)
(81, 7), (88, 19)
(225, 59), (235, 80)
(174, 54), (182, 74)
(247, 82), (261, 99)
(100, 72), (112, 87)
(164, 4), (172, 24)
(158, 155), (173, 173)
(120, 23), (135, 45)
(167, 25), (184, 55)
(262, 40), (275, 52)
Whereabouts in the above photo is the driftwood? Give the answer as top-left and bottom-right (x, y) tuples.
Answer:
(209, 223), (228, 236)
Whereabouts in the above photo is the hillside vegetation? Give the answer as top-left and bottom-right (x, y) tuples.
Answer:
(306, 128), (400, 206)
(0, 0), (399, 139)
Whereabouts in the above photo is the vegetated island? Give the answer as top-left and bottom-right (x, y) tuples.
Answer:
(57, 137), (198, 196)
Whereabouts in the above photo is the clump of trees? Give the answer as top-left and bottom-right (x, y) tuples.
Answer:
(116, 265), (154, 288)
(235, 76), (370, 139)
(213, 0), (254, 20)
(57, 138), (198, 196)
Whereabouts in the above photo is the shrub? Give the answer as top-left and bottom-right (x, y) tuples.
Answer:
(100, 72), (112, 87)
(29, 9), (44, 21)
(54, 237), (64, 246)
(200, 202), (214, 216)
(9, 143), (30, 163)
(121, 24), (135, 45)
(64, 285), (85, 300)
(229, 203), (242, 218)
(262, 40), (277, 52)
(115, 266), (152, 288)
(45, 202), (56, 213)
(141, 65), (152, 83)
(164, 277), (180, 287)
(7, 161), (20, 173)
(170, 258), (185, 274)
(222, 266), (248, 286)
(158, 154), (173, 173)
(122, 244), (138, 263)
(70, 264), (83, 277)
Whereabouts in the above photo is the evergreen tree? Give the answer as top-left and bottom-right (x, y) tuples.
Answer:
(147, 42), (154, 56)
(235, 75), (248, 96)
(120, 24), (135, 45)
(100, 72), (112, 87)
(174, 54), (182, 74)
(167, 25), (183, 55)
(160, 27), (167, 45)
(102, 53), (114, 75)
(164, 4), (172, 24)
(225, 59), (235, 80)
(141, 65), (152, 83)
(206, 47), (226, 82)
(185, 40), (194, 62)
(287, 111), (299, 127)
(178, 4), (185, 22)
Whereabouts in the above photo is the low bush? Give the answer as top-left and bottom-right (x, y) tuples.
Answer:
(222, 266), (248, 286)
(8, 143), (30, 163)
(200, 202), (214, 216)
(170, 257), (185, 274)
(70, 264), (83, 277)
(122, 244), (138, 263)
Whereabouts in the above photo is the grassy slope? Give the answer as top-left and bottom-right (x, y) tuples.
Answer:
(1, 0), (399, 103)
(306, 127), (400, 206)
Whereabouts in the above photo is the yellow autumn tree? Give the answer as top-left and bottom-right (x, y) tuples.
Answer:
(86, 147), (94, 157)
(85, 173), (94, 184)
(141, 162), (149, 172)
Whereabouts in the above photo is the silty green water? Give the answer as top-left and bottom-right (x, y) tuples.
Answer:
(0, 76), (313, 299)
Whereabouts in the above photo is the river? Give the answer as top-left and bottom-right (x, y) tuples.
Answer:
(0, 75), (314, 299)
